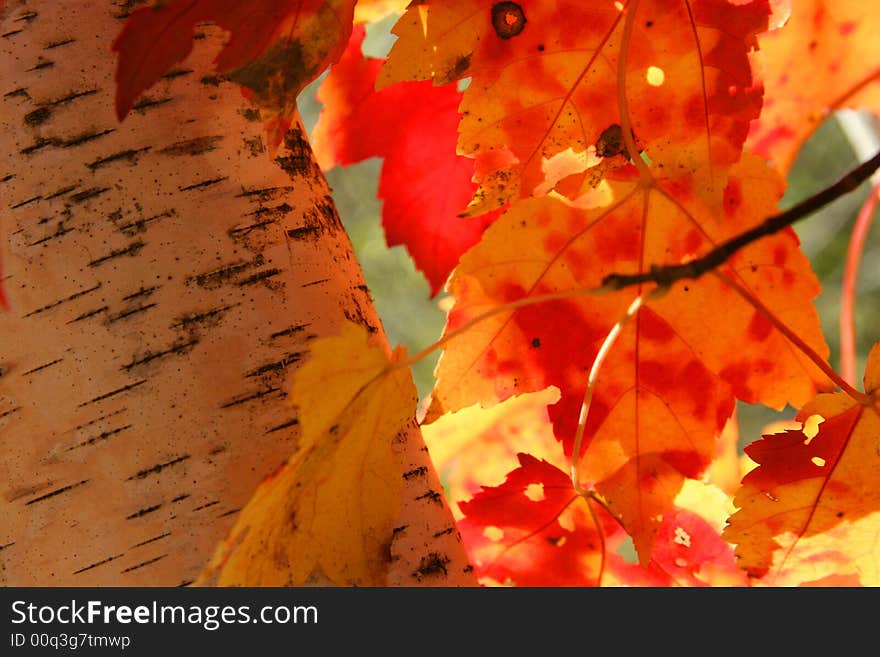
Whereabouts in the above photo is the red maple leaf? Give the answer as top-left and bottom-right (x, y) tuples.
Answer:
(311, 27), (500, 295)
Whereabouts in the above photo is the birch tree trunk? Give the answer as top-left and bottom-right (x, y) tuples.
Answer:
(0, 0), (475, 587)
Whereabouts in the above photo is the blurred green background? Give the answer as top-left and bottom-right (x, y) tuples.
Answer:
(298, 17), (880, 450)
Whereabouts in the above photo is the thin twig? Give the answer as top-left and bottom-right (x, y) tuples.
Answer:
(602, 149), (880, 290)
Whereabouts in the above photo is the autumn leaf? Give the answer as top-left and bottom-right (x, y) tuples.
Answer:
(746, 0), (880, 174)
(312, 27), (499, 294)
(380, 0), (768, 214)
(457, 453), (617, 586)
(426, 155), (829, 561)
(112, 0), (356, 153)
(196, 321), (417, 586)
(723, 343), (880, 581)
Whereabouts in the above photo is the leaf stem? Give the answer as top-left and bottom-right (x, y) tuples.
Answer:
(617, 0), (653, 184)
(602, 148), (880, 290)
(570, 294), (645, 495)
(841, 181), (879, 385)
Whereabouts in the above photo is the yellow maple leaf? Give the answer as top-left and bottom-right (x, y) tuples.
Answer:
(197, 321), (417, 586)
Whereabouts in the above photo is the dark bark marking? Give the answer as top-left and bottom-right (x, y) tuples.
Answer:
(192, 500), (220, 512)
(245, 352), (302, 378)
(190, 258), (261, 289)
(412, 552), (450, 578)
(286, 224), (321, 241)
(14, 11), (38, 23)
(121, 338), (199, 372)
(0, 542), (16, 551)
(86, 146), (150, 170)
(227, 218), (276, 237)
(11, 195), (41, 209)
(199, 75), (222, 86)
(244, 135), (264, 157)
(179, 176), (227, 191)
(235, 267), (281, 287)
(106, 303), (157, 323)
(44, 38), (75, 49)
(27, 59), (54, 71)
(177, 580), (194, 587)
(67, 424), (134, 451)
(171, 494), (190, 503)
(22, 358), (63, 376)
(70, 186), (111, 203)
(118, 211), (172, 236)
(393, 525), (408, 536)
(285, 196), (342, 242)
(20, 138), (58, 155)
(235, 185), (293, 201)
(415, 490), (443, 504)
(25, 479), (90, 505)
(275, 126), (321, 179)
(72, 553), (124, 575)
(433, 527), (455, 538)
(172, 304), (235, 330)
(131, 532), (172, 548)
(72, 408), (127, 432)
(269, 323), (309, 340)
(219, 386), (282, 409)
(247, 202), (292, 220)
(120, 554), (167, 573)
(45, 184), (79, 199)
(24, 106), (51, 125)
(122, 285), (160, 301)
(48, 88), (98, 107)
(300, 278), (330, 288)
(87, 240), (145, 267)
(217, 508), (240, 518)
(159, 135), (223, 157)
(78, 379), (147, 407)
(0, 407), (22, 420)
(23, 283), (101, 318)
(264, 418), (299, 434)
(28, 224), (74, 246)
(128, 455), (190, 481)
(2, 29), (24, 38)
(242, 108), (260, 122)
(4, 87), (30, 99)
(132, 96), (172, 112)
(66, 128), (112, 147)
(125, 504), (162, 520)
(67, 305), (109, 323)
(403, 466), (428, 480)
(1, 174), (14, 183)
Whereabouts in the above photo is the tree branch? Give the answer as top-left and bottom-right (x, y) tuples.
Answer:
(602, 149), (880, 291)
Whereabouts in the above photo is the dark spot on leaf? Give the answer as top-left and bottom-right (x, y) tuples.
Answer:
(596, 123), (628, 158)
(531, 337), (541, 348)
(491, 2), (526, 40)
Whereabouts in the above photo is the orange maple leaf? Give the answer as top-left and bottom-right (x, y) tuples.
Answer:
(746, 0), (880, 174)
(426, 155), (829, 561)
(723, 343), (880, 582)
(380, 0), (769, 214)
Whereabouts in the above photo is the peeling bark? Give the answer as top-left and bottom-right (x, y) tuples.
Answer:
(0, 1), (475, 586)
